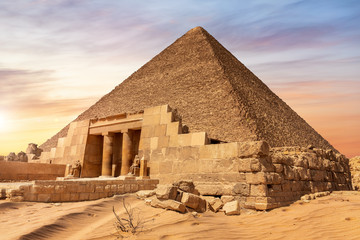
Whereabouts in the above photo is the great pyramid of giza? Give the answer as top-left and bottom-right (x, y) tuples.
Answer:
(41, 26), (335, 152)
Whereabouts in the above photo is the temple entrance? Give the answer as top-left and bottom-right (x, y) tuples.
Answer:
(81, 113), (143, 178)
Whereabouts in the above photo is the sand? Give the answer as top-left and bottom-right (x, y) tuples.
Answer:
(1, 191), (360, 240)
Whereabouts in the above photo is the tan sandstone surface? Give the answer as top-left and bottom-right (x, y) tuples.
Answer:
(1, 191), (359, 240)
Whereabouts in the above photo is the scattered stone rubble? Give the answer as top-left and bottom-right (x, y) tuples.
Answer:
(136, 180), (241, 215)
(350, 156), (360, 190)
(300, 191), (331, 202)
(3, 143), (43, 162)
(26, 143), (43, 161)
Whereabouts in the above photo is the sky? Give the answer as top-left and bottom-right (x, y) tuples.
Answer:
(0, 0), (359, 158)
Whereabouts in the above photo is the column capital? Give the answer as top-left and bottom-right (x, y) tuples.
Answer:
(102, 132), (115, 136)
(121, 129), (129, 134)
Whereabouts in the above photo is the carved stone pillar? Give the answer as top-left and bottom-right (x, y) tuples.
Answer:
(102, 133), (114, 176)
(121, 130), (133, 175)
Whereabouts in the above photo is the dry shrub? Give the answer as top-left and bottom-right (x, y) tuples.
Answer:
(113, 198), (153, 238)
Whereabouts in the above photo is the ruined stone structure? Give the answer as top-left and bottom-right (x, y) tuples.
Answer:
(2, 27), (351, 208)
(35, 104), (352, 209)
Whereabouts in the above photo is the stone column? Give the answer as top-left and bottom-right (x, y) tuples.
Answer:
(121, 130), (133, 175)
(102, 132), (114, 176)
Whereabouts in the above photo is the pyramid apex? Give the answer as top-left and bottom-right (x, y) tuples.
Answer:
(186, 26), (207, 34)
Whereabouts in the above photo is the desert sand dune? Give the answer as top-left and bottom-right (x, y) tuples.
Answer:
(1, 192), (359, 240)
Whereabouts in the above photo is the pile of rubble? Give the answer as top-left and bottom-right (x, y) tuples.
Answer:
(3, 143), (43, 162)
(136, 180), (241, 215)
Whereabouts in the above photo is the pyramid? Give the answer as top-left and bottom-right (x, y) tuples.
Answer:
(41, 26), (335, 152)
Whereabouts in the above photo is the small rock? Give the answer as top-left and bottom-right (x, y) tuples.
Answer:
(223, 200), (240, 215)
(54, 203), (62, 206)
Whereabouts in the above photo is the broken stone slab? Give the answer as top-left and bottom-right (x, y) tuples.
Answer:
(173, 180), (196, 194)
(221, 195), (235, 204)
(223, 200), (240, 215)
(155, 184), (178, 200)
(181, 192), (206, 213)
(209, 198), (223, 212)
(150, 198), (186, 213)
(202, 196), (223, 212)
(136, 190), (156, 199)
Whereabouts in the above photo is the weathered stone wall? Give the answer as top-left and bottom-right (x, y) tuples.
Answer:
(145, 143), (352, 210)
(138, 106), (352, 210)
(0, 161), (66, 181)
(6, 178), (158, 202)
(40, 120), (90, 166)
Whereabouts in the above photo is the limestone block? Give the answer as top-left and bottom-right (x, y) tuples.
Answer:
(168, 135), (179, 147)
(190, 132), (208, 146)
(177, 134), (192, 147)
(160, 112), (173, 124)
(154, 124), (167, 137)
(158, 136), (170, 148)
(238, 141), (269, 157)
(178, 147), (199, 161)
(196, 184), (233, 196)
(232, 183), (250, 196)
(70, 146), (77, 156)
(139, 138), (151, 151)
(207, 197), (223, 212)
(150, 198), (186, 213)
(250, 185), (268, 196)
(164, 147), (179, 161)
(141, 126), (154, 138)
(181, 192), (206, 212)
(221, 195), (235, 204)
(155, 185), (177, 200)
(144, 105), (162, 116)
(143, 114), (161, 126)
(223, 200), (240, 215)
(199, 143), (238, 159)
(136, 190), (156, 199)
(54, 147), (65, 159)
(150, 137), (159, 150)
(166, 122), (181, 136)
(199, 159), (214, 173)
(57, 138), (66, 148)
(173, 180), (196, 194)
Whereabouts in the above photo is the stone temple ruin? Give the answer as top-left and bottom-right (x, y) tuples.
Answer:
(0, 27), (352, 210)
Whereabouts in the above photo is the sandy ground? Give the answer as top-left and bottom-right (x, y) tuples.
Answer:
(1, 191), (360, 240)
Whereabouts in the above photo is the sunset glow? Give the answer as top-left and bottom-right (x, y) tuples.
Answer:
(0, 1), (359, 158)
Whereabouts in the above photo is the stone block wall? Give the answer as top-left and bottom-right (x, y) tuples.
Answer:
(0, 161), (66, 181)
(137, 106), (352, 210)
(40, 120), (90, 165)
(6, 178), (159, 202)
